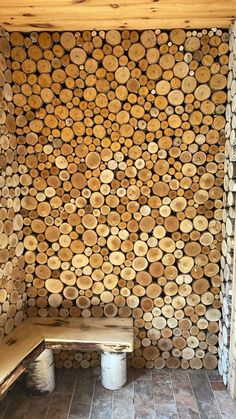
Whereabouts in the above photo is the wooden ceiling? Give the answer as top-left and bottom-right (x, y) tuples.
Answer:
(0, 0), (235, 32)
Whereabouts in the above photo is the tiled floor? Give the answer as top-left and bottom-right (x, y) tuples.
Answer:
(0, 368), (236, 419)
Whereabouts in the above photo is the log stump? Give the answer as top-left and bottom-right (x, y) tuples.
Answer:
(25, 349), (55, 395)
(101, 351), (127, 390)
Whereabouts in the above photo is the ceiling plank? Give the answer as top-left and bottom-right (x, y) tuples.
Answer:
(1, 5), (235, 19)
(0, 0), (235, 6)
(1, 20), (232, 32)
(0, 0), (235, 31)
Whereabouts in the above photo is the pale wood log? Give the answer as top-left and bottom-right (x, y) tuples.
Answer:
(25, 349), (55, 395)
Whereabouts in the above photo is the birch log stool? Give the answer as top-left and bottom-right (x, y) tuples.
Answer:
(101, 352), (127, 390)
(26, 349), (127, 392)
(25, 349), (55, 395)
(0, 317), (134, 396)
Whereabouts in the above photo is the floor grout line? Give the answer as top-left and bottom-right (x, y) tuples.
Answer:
(88, 374), (96, 419)
(131, 367), (135, 418)
(43, 388), (55, 419)
(66, 371), (79, 419)
(44, 370), (61, 419)
(205, 371), (224, 419)
(44, 369), (63, 419)
(150, 368), (160, 417)
(111, 386), (114, 419)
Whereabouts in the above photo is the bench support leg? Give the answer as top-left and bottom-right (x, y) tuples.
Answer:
(101, 351), (127, 390)
(25, 349), (55, 395)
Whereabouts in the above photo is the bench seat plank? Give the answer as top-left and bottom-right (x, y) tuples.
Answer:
(30, 317), (134, 352)
(0, 321), (43, 391)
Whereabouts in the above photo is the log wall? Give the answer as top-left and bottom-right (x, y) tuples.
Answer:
(219, 21), (236, 387)
(1, 27), (230, 369)
(0, 28), (26, 341)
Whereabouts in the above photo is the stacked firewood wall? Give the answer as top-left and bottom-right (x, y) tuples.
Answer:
(8, 28), (229, 369)
(0, 28), (26, 341)
(219, 21), (236, 386)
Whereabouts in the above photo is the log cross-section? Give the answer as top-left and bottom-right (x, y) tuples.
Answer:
(8, 27), (227, 371)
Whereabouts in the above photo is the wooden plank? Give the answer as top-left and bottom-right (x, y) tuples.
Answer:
(112, 370), (134, 419)
(0, 386), (15, 419)
(0, 341), (45, 397)
(0, 4), (235, 19)
(1, 19), (233, 32)
(188, 370), (222, 419)
(171, 379), (200, 418)
(152, 371), (178, 417)
(134, 380), (156, 418)
(22, 391), (53, 419)
(0, 0), (235, 14)
(0, 0), (234, 5)
(68, 370), (95, 419)
(0, 0), (235, 30)
(0, 321), (44, 395)
(2, 386), (31, 419)
(213, 387), (236, 418)
(90, 381), (113, 419)
(30, 317), (134, 353)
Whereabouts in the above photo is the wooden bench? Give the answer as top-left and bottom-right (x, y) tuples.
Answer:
(0, 317), (134, 396)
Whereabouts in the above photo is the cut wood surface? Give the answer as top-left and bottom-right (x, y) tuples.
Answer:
(0, 27), (228, 371)
(223, 23), (236, 391)
(0, 29), (26, 344)
(31, 317), (134, 351)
